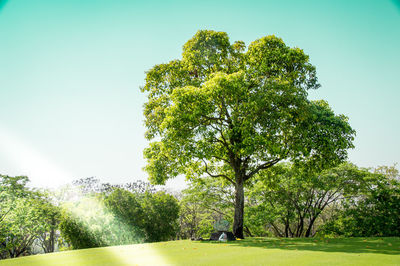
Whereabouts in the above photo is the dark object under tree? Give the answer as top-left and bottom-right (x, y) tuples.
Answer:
(209, 231), (236, 241)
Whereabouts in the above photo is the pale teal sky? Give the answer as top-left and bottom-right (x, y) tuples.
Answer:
(0, 0), (399, 189)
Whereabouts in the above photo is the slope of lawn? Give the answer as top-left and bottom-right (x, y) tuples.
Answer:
(1, 237), (399, 266)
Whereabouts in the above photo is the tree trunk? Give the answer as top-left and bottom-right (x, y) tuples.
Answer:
(305, 216), (317, 237)
(284, 223), (289, 237)
(49, 227), (55, 253)
(284, 213), (290, 237)
(233, 177), (244, 239)
(244, 226), (253, 237)
(270, 223), (283, 237)
(296, 215), (304, 237)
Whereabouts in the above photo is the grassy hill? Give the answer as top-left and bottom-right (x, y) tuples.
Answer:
(1, 237), (399, 265)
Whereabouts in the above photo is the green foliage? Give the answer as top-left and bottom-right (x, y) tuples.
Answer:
(59, 207), (100, 249)
(178, 195), (218, 239)
(103, 188), (145, 231)
(142, 30), (354, 184)
(0, 175), (29, 225)
(142, 30), (355, 237)
(179, 177), (264, 238)
(178, 179), (232, 239)
(322, 166), (400, 237)
(0, 175), (60, 258)
(59, 194), (145, 249)
(141, 191), (180, 242)
(31, 194), (61, 253)
(59, 188), (179, 249)
(180, 163), (377, 238)
(104, 189), (180, 242)
(248, 163), (371, 237)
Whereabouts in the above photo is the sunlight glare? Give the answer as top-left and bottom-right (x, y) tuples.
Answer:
(0, 126), (74, 188)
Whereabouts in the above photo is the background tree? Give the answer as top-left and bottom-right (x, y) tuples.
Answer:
(0, 182), (59, 258)
(322, 165), (400, 237)
(178, 177), (235, 239)
(59, 203), (102, 249)
(103, 188), (146, 243)
(0, 175), (29, 225)
(71, 177), (157, 197)
(1, 197), (38, 258)
(142, 30), (355, 238)
(178, 198), (204, 239)
(141, 191), (180, 242)
(59, 185), (179, 249)
(33, 193), (61, 253)
(59, 194), (145, 249)
(179, 163), (372, 238)
(248, 163), (370, 237)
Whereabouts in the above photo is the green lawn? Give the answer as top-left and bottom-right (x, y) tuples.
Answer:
(1, 237), (399, 265)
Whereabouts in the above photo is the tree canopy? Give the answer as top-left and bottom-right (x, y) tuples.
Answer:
(248, 163), (371, 237)
(142, 30), (355, 238)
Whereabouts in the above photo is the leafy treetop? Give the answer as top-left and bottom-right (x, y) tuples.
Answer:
(142, 30), (355, 185)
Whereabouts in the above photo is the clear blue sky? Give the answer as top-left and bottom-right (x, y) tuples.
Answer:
(0, 0), (399, 189)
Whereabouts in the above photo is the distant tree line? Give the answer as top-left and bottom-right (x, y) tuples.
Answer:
(1, 162), (399, 260)
(178, 163), (400, 239)
(0, 176), (179, 259)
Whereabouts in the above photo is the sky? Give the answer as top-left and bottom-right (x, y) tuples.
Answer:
(0, 0), (399, 190)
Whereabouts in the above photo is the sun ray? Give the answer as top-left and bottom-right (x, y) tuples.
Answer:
(0, 126), (74, 188)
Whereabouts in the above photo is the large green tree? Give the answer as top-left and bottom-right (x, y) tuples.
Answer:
(142, 30), (355, 238)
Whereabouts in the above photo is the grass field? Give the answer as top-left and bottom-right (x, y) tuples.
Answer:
(0, 237), (399, 265)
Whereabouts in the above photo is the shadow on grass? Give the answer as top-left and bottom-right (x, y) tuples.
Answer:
(200, 237), (400, 255)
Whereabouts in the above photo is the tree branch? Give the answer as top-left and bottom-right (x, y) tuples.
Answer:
(205, 206), (232, 219)
(211, 155), (229, 163)
(202, 159), (235, 185)
(270, 222), (283, 237)
(245, 158), (281, 180)
(202, 115), (229, 125)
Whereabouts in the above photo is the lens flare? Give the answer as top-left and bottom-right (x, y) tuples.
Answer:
(57, 187), (170, 265)
(0, 126), (169, 264)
